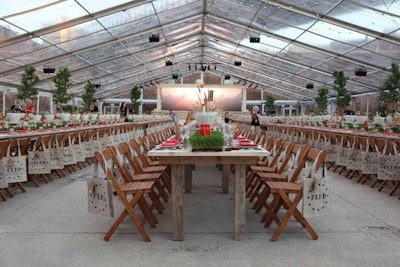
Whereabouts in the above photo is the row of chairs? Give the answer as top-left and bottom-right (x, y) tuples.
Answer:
(93, 127), (177, 241)
(236, 126), (328, 241)
(256, 124), (400, 199)
(0, 124), (155, 201)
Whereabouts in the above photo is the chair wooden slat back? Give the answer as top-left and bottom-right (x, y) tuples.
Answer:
(0, 139), (11, 159)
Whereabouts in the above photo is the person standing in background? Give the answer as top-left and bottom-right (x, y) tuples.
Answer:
(343, 104), (355, 115)
(90, 100), (99, 113)
(119, 102), (129, 122)
(224, 112), (232, 123)
(250, 105), (260, 132)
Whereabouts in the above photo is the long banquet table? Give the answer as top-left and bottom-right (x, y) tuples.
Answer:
(148, 147), (270, 241)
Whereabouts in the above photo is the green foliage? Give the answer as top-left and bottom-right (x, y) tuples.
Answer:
(52, 67), (72, 104)
(189, 131), (224, 150)
(377, 103), (388, 117)
(264, 94), (276, 115)
(82, 80), (96, 111)
(392, 126), (400, 133)
(379, 62), (400, 114)
(17, 65), (39, 100)
(374, 125), (385, 132)
(130, 86), (141, 114)
(332, 70), (351, 108)
(315, 87), (329, 113)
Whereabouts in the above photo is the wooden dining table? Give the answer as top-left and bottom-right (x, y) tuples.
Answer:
(148, 147), (270, 241)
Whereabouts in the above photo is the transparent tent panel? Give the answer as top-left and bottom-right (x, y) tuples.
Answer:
(40, 20), (104, 45)
(345, 48), (395, 69)
(330, 1), (400, 34)
(0, 38), (50, 59)
(277, 0), (343, 14)
(5, 1), (87, 32)
(362, 40), (400, 62)
(308, 21), (374, 46)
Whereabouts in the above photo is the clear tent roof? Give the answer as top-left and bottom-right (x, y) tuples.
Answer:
(0, 0), (399, 101)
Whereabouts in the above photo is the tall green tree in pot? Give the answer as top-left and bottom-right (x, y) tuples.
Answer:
(17, 65), (39, 101)
(130, 86), (141, 114)
(82, 80), (96, 112)
(379, 62), (400, 116)
(315, 87), (329, 114)
(264, 93), (276, 115)
(332, 70), (351, 114)
(52, 67), (72, 112)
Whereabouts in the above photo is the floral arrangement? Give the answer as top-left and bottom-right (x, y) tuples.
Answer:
(192, 85), (219, 112)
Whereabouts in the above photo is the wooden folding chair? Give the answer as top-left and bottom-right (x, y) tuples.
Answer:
(376, 139), (400, 195)
(114, 143), (169, 204)
(356, 136), (378, 185)
(124, 141), (171, 193)
(7, 138), (30, 192)
(256, 136), (276, 166)
(332, 133), (347, 174)
(246, 139), (283, 188)
(261, 148), (327, 241)
(251, 144), (310, 213)
(103, 167), (155, 242)
(28, 135), (53, 184)
(95, 147), (165, 215)
(246, 140), (293, 200)
(369, 137), (387, 189)
(129, 139), (161, 167)
(0, 139), (11, 200)
(343, 135), (360, 180)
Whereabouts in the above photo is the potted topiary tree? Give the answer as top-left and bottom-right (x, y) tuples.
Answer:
(332, 70), (351, 115)
(379, 62), (400, 116)
(52, 67), (72, 113)
(17, 65), (40, 102)
(130, 85), (141, 114)
(315, 87), (329, 114)
(82, 80), (96, 112)
(264, 93), (276, 115)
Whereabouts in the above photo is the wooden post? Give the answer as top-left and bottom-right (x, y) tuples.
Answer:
(171, 164), (184, 241)
(222, 164), (229, 194)
(234, 163), (246, 240)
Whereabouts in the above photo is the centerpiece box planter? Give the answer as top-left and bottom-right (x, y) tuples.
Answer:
(189, 131), (224, 152)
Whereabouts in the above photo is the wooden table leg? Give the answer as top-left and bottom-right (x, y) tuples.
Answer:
(234, 163), (246, 240)
(171, 164), (184, 241)
(222, 164), (229, 194)
(184, 164), (192, 193)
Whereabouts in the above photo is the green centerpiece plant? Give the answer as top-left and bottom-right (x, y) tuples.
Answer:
(189, 131), (224, 152)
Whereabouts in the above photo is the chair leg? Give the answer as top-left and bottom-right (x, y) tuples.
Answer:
(104, 193), (151, 242)
(4, 188), (14, 198)
(389, 181), (400, 196)
(137, 197), (158, 228)
(0, 190), (7, 201)
(28, 174), (41, 187)
(270, 190), (318, 241)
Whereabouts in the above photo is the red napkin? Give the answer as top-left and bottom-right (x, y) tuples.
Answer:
(241, 143), (258, 147)
(18, 129), (29, 132)
(160, 143), (176, 147)
(239, 140), (251, 143)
